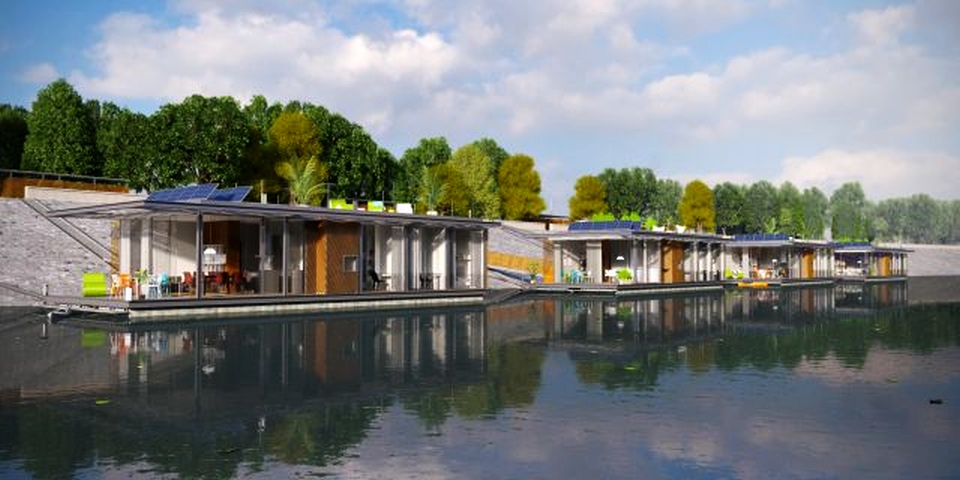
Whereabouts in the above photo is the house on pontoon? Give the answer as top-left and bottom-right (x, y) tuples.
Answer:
(48, 184), (494, 300)
(539, 222), (907, 286)
(544, 221), (729, 284)
(833, 242), (909, 280)
(725, 233), (835, 280)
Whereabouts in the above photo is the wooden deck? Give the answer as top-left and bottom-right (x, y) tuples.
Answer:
(42, 289), (489, 322)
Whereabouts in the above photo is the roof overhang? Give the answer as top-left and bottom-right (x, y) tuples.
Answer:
(538, 229), (730, 243)
(46, 199), (499, 229)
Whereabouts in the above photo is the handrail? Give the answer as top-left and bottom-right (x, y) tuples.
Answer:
(22, 199), (117, 271)
(0, 168), (128, 186)
(0, 281), (43, 300)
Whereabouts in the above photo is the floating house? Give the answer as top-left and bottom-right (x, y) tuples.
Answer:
(725, 233), (835, 280)
(47, 184), (495, 316)
(540, 222), (907, 288)
(544, 221), (728, 285)
(833, 242), (910, 280)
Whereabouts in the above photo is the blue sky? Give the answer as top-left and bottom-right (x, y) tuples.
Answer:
(2, 0), (959, 214)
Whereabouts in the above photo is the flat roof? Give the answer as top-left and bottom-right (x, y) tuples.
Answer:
(833, 242), (912, 254)
(46, 199), (499, 229)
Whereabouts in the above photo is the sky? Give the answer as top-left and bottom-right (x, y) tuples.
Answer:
(1, 0), (959, 214)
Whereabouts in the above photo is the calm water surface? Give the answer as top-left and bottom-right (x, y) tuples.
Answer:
(2, 283), (959, 479)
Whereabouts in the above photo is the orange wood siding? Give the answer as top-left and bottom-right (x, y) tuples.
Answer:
(802, 251), (814, 279)
(880, 255), (891, 276)
(317, 221), (360, 294)
(661, 242), (685, 283)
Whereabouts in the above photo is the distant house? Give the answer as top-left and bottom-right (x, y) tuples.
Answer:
(543, 221), (728, 284)
(726, 233), (834, 280)
(833, 242), (910, 279)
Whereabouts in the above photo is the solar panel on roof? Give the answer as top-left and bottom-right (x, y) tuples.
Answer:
(208, 186), (252, 202)
(147, 183), (218, 202)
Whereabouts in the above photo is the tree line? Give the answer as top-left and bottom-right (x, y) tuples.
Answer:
(0, 79), (546, 220)
(568, 168), (960, 244)
(2, 80), (958, 243)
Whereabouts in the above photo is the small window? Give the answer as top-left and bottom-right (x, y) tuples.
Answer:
(343, 255), (358, 272)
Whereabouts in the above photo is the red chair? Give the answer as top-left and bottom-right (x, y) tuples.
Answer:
(232, 271), (245, 294)
(182, 272), (194, 293)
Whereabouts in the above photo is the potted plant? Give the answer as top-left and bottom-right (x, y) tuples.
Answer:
(134, 268), (150, 298)
(527, 262), (541, 284)
(616, 268), (633, 284)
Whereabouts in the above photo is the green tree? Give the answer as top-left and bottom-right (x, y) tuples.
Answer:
(777, 182), (805, 237)
(743, 181), (779, 233)
(244, 94), (283, 141)
(472, 138), (510, 185)
(597, 168), (655, 219)
(650, 178), (682, 225)
(0, 104), (28, 170)
(800, 187), (828, 239)
(714, 182), (745, 234)
(434, 162), (470, 215)
(450, 143), (499, 217)
(239, 95), (284, 201)
(829, 182), (868, 241)
(21, 79), (100, 175)
(151, 95), (252, 187)
(97, 102), (152, 188)
(498, 154), (546, 220)
(678, 179), (716, 232)
(269, 110), (320, 161)
(905, 193), (946, 243)
(569, 175), (607, 220)
(393, 137), (451, 202)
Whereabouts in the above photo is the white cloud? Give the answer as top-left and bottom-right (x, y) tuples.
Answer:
(28, 0), (957, 212)
(848, 5), (915, 46)
(20, 62), (58, 84)
(776, 149), (960, 199)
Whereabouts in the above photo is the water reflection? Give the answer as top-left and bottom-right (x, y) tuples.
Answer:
(3, 282), (959, 479)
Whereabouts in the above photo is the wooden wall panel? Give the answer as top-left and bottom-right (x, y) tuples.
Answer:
(802, 251), (814, 279)
(318, 222), (360, 294)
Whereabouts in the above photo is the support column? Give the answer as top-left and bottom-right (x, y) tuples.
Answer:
(282, 217), (289, 295)
(553, 242), (563, 284)
(120, 219), (132, 274)
(586, 241), (602, 283)
(692, 242), (699, 282)
(258, 218), (266, 294)
(641, 240), (648, 283)
(141, 217), (152, 273)
(196, 212), (204, 299)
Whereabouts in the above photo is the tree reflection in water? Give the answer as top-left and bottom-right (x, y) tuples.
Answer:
(3, 283), (960, 478)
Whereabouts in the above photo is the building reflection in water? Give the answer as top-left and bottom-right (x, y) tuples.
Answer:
(100, 308), (487, 417)
(541, 282), (906, 347)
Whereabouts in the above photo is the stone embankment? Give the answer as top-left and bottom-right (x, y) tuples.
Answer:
(0, 198), (112, 306)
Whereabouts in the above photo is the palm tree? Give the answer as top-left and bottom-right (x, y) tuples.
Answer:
(418, 166), (445, 213)
(275, 154), (326, 205)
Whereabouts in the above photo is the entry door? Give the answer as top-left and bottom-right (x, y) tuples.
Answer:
(661, 242), (684, 283)
(802, 251), (814, 278)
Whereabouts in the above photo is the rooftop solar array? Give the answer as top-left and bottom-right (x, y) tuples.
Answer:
(208, 186), (252, 202)
(568, 221), (644, 231)
(732, 233), (791, 242)
(146, 184), (252, 203)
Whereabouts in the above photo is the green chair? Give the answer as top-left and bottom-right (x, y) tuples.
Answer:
(82, 272), (108, 297)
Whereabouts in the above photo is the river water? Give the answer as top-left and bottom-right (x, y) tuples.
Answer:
(1, 283), (959, 479)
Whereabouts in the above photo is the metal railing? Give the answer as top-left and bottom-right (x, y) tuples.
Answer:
(1, 168), (129, 186)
